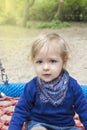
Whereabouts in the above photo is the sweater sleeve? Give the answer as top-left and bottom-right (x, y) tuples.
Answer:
(8, 80), (36, 130)
(73, 81), (87, 130)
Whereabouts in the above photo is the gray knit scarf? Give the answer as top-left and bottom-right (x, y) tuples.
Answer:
(36, 70), (69, 106)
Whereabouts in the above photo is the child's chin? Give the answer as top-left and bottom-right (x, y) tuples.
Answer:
(42, 78), (52, 82)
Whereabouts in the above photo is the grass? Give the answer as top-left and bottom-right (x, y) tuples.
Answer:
(26, 20), (70, 29)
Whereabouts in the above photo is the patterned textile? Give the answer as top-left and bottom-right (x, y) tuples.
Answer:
(36, 70), (69, 106)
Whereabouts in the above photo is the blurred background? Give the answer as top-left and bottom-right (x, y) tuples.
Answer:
(0, 0), (87, 27)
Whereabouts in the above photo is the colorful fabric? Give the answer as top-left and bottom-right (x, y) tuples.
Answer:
(36, 70), (69, 106)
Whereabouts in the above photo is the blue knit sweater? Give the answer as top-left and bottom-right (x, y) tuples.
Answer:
(8, 76), (87, 130)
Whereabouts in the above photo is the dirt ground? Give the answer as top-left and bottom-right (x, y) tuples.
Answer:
(0, 23), (87, 85)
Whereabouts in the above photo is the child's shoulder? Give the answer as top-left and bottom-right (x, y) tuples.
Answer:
(24, 77), (37, 90)
(69, 76), (77, 85)
(22, 77), (37, 96)
(69, 76), (81, 91)
(27, 77), (37, 85)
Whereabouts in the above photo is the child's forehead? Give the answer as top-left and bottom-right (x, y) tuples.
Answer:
(34, 47), (62, 62)
(40, 40), (61, 51)
(37, 43), (61, 56)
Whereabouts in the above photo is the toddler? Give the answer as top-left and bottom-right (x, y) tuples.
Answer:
(8, 32), (87, 130)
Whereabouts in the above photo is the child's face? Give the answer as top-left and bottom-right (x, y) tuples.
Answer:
(33, 45), (65, 82)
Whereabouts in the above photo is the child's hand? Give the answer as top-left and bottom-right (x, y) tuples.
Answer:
(74, 114), (85, 130)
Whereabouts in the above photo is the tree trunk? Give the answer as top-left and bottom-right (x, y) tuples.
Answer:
(55, 0), (64, 21)
(22, 0), (35, 27)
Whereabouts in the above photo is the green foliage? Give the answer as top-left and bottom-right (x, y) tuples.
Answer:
(61, 0), (87, 21)
(28, 0), (58, 21)
(38, 20), (70, 29)
(27, 0), (87, 22)
(26, 20), (70, 29)
(0, 0), (87, 26)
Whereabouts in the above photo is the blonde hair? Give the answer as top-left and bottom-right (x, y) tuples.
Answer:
(31, 32), (69, 63)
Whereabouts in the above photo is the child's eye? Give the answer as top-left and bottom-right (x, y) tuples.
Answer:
(36, 60), (43, 64)
(50, 60), (57, 63)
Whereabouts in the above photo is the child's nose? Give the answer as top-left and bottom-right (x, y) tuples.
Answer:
(43, 63), (49, 70)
